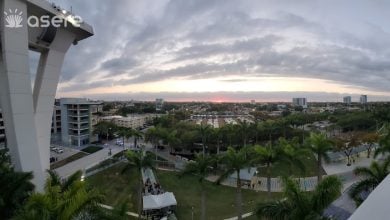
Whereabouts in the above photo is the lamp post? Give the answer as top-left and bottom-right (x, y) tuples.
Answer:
(106, 127), (112, 145)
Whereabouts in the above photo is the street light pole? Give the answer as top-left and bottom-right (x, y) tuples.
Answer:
(106, 127), (111, 145)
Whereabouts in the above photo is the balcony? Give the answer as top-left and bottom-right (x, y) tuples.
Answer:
(69, 133), (89, 138)
(69, 125), (89, 130)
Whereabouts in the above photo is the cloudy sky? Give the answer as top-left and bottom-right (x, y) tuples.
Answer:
(44, 0), (390, 102)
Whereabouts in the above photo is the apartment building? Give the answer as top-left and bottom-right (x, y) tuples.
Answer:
(292, 97), (308, 108)
(60, 98), (102, 147)
(360, 95), (368, 104)
(100, 114), (160, 129)
(343, 96), (352, 105)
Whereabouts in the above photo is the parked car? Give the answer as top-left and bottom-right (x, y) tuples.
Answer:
(55, 148), (64, 154)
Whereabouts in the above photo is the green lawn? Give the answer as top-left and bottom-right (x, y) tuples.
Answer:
(50, 152), (88, 170)
(257, 152), (326, 177)
(87, 162), (281, 219)
(81, 146), (103, 154)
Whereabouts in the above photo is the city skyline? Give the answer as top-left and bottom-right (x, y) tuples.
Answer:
(42, 0), (390, 101)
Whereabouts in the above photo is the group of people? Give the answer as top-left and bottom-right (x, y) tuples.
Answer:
(144, 178), (164, 195)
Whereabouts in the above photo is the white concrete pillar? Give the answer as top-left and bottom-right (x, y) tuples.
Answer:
(0, 0), (46, 190)
(33, 28), (75, 175)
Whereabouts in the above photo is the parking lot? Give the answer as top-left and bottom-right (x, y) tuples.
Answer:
(50, 145), (80, 163)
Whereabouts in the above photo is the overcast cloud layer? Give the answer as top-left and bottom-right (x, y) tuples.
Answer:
(47, 0), (390, 101)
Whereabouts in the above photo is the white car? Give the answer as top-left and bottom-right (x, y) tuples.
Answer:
(55, 148), (64, 154)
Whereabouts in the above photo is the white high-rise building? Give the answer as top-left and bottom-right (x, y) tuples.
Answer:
(343, 96), (352, 105)
(292, 98), (307, 108)
(156, 98), (164, 111)
(60, 98), (102, 147)
(360, 95), (368, 104)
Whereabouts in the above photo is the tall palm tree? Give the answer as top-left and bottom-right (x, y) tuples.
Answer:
(145, 126), (163, 160)
(197, 124), (213, 155)
(237, 120), (251, 147)
(349, 159), (390, 206)
(222, 124), (235, 147)
(15, 170), (104, 220)
(123, 150), (155, 219)
(116, 127), (132, 151)
(213, 127), (224, 155)
(164, 129), (180, 153)
(181, 154), (214, 220)
(217, 147), (251, 220)
(256, 176), (342, 220)
(306, 132), (333, 182)
(132, 129), (143, 149)
(252, 143), (283, 198)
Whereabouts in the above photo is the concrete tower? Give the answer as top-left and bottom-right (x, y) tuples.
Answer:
(0, 0), (93, 191)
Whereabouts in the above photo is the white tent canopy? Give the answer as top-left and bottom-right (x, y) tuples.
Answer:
(143, 192), (177, 211)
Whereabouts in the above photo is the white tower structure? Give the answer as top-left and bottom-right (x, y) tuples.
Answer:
(0, 0), (93, 191)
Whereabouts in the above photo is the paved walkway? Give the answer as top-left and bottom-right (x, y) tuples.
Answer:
(322, 151), (383, 175)
(54, 145), (122, 178)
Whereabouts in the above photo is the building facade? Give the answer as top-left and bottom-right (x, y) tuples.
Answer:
(292, 98), (308, 108)
(360, 95), (368, 104)
(100, 114), (160, 129)
(156, 98), (164, 111)
(343, 96), (352, 105)
(60, 98), (102, 147)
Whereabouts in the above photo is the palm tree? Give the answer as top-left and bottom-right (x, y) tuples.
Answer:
(237, 120), (251, 147)
(93, 121), (116, 142)
(123, 150), (155, 219)
(213, 127), (224, 155)
(278, 138), (308, 176)
(116, 127), (132, 151)
(374, 123), (390, 158)
(252, 143), (283, 198)
(256, 176), (342, 220)
(197, 124), (213, 155)
(15, 170), (104, 220)
(181, 154), (214, 220)
(217, 147), (251, 220)
(164, 129), (180, 153)
(306, 132), (333, 182)
(145, 127), (163, 160)
(222, 124), (235, 147)
(349, 159), (390, 206)
(132, 129), (143, 149)
(0, 148), (34, 219)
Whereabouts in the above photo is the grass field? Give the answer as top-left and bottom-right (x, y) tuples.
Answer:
(87, 162), (281, 220)
(257, 152), (326, 177)
(50, 152), (88, 169)
(81, 146), (103, 154)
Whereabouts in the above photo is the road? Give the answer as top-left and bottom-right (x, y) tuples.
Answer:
(54, 144), (122, 178)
